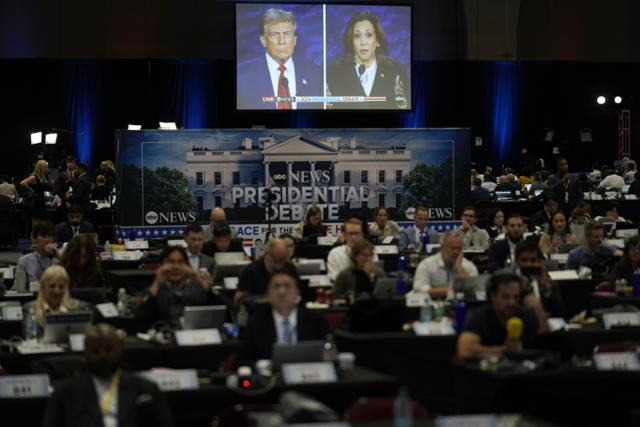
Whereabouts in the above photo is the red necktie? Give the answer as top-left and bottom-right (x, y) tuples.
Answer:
(277, 64), (291, 110)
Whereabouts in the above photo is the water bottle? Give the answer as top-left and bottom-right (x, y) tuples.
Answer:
(117, 288), (128, 316)
(633, 271), (640, 297)
(454, 292), (466, 334)
(25, 308), (38, 341)
(422, 232), (430, 251)
(396, 274), (406, 295)
(323, 333), (338, 362)
(393, 386), (413, 427)
(420, 294), (432, 323)
(399, 255), (407, 272)
(504, 257), (514, 272)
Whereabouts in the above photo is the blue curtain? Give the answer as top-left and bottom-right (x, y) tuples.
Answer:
(402, 62), (428, 128)
(65, 62), (101, 166)
(489, 62), (522, 166)
(166, 61), (213, 129)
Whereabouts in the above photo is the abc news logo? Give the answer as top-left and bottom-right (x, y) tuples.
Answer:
(272, 174), (287, 180)
(145, 211), (159, 224)
(145, 210), (197, 224)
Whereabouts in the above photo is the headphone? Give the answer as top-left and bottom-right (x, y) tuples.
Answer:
(144, 321), (174, 345)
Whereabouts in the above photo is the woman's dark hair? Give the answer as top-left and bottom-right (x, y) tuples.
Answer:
(488, 208), (504, 226)
(349, 238), (375, 264)
(373, 206), (387, 219)
(339, 11), (389, 65)
(624, 235), (640, 263)
(59, 234), (104, 289)
(160, 246), (188, 263)
(304, 206), (322, 225)
(547, 211), (570, 236)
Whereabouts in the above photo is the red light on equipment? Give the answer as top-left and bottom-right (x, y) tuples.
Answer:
(241, 379), (251, 388)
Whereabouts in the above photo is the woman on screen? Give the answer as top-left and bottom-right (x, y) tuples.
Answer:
(327, 10), (409, 110)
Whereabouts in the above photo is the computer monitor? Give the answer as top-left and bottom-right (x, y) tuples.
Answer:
(622, 184), (630, 194)
(452, 274), (490, 301)
(214, 252), (246, 265)
(295, 260), (323, 276)
(43, 311), (93, 343)
(495, 191), (513, 201)
(272, 340), (325, 371)
(212, 262), (249, 284)
(182, 305), (227, 330)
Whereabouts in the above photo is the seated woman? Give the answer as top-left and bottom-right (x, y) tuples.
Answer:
(333, 239), (385, 299)
(608, 235), (640, 286)
(23, 265), (91, 336)
(135, 246), (216, 330)
(538, 211), (577, 258)
(293, 206), (325, 242)
(485, 208), (506, 241)
(369, 207), (401, 243)
(59, 234), (105, 288)
(242, 270), (327, 360)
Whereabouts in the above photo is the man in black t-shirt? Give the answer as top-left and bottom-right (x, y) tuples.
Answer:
(457, 272), (539, 360)
(202, 223), (244, 257)
(234, 238), (300, 303)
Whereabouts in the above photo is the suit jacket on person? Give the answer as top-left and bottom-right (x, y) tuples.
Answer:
(529, 209), (552, 231)
(195, 253), (215, 272)
(42, 372), (173, 427)
(470, 186), (492, 203)
(487, 239), (513, 273)
(326, 57), (410, 110)
(236, 55), (322, 110)
(548, 174), (584, 214)
(55, 220), (95, 243)
(242, 306), (328, 360)
(70, 173), (92, 211)
(398, 226), (436, 251)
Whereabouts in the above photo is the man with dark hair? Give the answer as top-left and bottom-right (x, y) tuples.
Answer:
(458, 206), (490, 250)
(398, 206), (436, 251)
(487, 214), (526, 272)
(470, 177), (491, 203)
(183, 223), (215, 272)
(55, 204), (94, 243)
(67, 162), (92, 214)
(202, 223), (244, 257)
(529, 191), (558, 231)
(456, 272), (540, 360)
(43, 323), (174, 427)
(566, 221), (616, 271)
(242, 271), (327, 360)
(236, 7), (322, 110)
(235, 237), (300, 303)
(547, 157), (583, 215)
(17, 221), (59, 282)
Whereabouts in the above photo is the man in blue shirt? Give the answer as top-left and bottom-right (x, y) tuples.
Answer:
(566, 221), (616, 271)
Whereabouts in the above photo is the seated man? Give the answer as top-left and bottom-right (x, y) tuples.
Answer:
(566, 221), (617, 271)
(398, 206), (436, 251)
(202, 223), (244, 257)
(470, 178), (492, 203)
(529, 191), (557, 232)
(413, 231), (478, 299)
(135, 246), (216, 330)
(456, 272), (540, 360)
(327, 218), (378, 282)
(234, 238), (300, 303)
(458, 206), (490, 250)
(54, 204), (95, 243)
(203, 207), (235, 241)
(42, 323), (173, 427)
(487, 214), (526, 272)
(17, 221), (60, 283)
(183, 223), (215, 272)
(242, 271), (327, 360)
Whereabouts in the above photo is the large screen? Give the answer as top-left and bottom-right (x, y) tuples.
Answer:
(236, 3), (412, 111)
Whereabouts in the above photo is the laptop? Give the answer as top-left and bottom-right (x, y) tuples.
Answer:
(295, 260), (323, 276)
(452, 274), (490, 301)
(272, 340), (325, 371)
(373, 278), (398, 299)
(495, 191), (514, 201)
(212, 262), (249, 283)
(181, 305), (227, 330)
(214, 252), (245, 265)
(622, 184), (630, 194)
(42, 311), (93, 343)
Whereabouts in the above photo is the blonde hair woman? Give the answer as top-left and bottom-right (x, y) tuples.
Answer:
(20, 159), (51, 227)
(23, 265), (85, 333)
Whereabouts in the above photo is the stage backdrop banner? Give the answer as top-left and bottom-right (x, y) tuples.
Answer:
(115, 128), (470, 236)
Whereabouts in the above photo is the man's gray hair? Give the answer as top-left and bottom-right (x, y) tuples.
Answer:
(264, 237), (285, 255)
(441, 230), (463, 246)
(260, 8), (297, 36)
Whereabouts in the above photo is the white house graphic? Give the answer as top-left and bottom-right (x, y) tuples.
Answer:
(186, 134), (412, 211)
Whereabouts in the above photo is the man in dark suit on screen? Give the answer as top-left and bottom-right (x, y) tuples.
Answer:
(237, 8), (322, 110)
(54, 204), (95, 243)
(242, 270), (327, 360)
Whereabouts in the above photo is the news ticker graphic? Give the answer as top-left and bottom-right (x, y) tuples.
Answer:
(262, 96), (393, 103)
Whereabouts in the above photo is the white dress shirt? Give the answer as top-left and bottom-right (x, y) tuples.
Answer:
(273, 308), (297, 344)
(187, 251), (200, 270)
(413, 252), (478, 293)
(266, 53), (297, 109)
(354, 59), (377, 96)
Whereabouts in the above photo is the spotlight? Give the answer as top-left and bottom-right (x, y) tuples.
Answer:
(45, 133), (58, 144)
(614, 96), (623, 104)
(596, 96), (606, 105)
(128, 124), (142, 130)
(30, 132), (43, 145)
(159, 122), (177, 130)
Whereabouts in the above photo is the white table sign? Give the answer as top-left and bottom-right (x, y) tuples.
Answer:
(301, 275), (331, 288)
(594, 352), (640, 371)
(175, 328), (222, 346)
(281, 362), (337, 385)
(96, 302), (119, 318)
(412, 319), (455, 336)
(223, 277), (238, 290)
(139, 369), (199, 391)
(0, 374), (51, 398)
(375, 245), (399, 255)
(602, 312), (640, 329)
(124, 240), (149, 250)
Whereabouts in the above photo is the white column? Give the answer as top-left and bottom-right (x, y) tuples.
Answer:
(310, 161), (316, 192)
(287, 161), (293, 187)
(264, 162), (270, 188)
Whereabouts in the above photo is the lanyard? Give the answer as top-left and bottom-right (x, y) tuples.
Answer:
(100, 368), (122, 416)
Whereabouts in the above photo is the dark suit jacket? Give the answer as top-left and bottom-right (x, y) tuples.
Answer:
(630, 180), (640, 197)
(242, 306), (328, 360)
(55, 221), (95, 243)
(327, 58), (410, 110)
(202, 238), (244, 257)
(70, 173), (92, 211)
(529, 209), (552, 231)
(470, 187), (492, 203)
(548, 174), (584, 214)
(42, 372), (173, 427)
(236, 55), (322, 110)
(487, 239), (513, 273)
